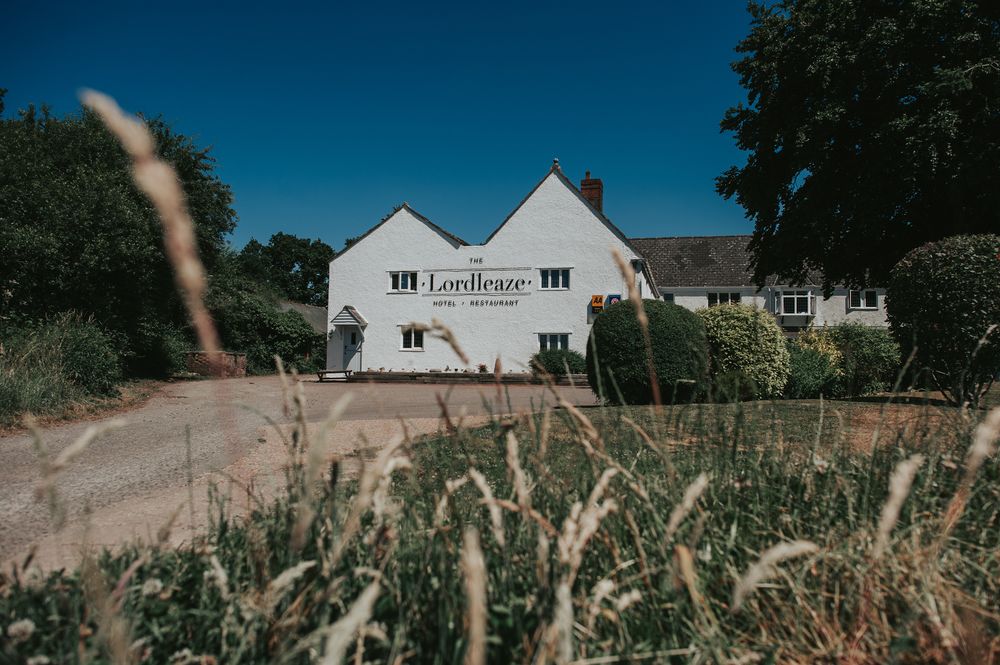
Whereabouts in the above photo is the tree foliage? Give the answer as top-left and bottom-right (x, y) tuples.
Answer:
(586, 300), (709, 405)
(238, 232), (334, 306)
(0, 92), (236, 375)
(718, 1), (1000, 291)
(887, 234), (1000, 406)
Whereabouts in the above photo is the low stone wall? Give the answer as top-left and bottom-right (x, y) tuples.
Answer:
(185, 352), (247, 378)
(348, 371), (588, 386)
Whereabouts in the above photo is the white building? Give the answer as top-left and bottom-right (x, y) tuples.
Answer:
(326, 162), (654, 372)
(629, 236), (889, 331)
(327, 163), (888, 373)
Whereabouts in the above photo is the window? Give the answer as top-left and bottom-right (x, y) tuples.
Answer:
(662, 293), (675, 303)
(389, 271), (418, 293)
(539, 333), (569, 351)
(540, 268), (571, 290)
(778, 290), (812, 315)
(400, 326), (424, 350)
(849, 289), (878, 310)
(708, 292), (741, 307)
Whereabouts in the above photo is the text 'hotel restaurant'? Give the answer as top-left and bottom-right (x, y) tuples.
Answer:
(326, 161), (888, 373)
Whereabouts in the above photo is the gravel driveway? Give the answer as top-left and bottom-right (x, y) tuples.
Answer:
(0, 376), (594, 569)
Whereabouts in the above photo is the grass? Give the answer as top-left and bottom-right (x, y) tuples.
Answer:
(2, 383), (998, 664)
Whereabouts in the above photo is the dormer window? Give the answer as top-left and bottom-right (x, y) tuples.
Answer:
(849, 289), (878, 310)
(390, 271), (418, 293)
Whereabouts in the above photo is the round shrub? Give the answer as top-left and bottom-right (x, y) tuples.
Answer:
(887, 234), (1000, 406)
(530, 349), (586, 377)
(828, 323), (901, 397)
(697, 304), (790, 399)
(586, 300), (708, 404)
(784, 344), (840, 399)
(213, 291), (323, 374)
(59, 314), (123, 395)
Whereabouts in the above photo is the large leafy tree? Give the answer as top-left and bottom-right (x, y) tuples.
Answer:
(238, 232), (334, 306)
(717, 1), (1000, 291)
(0, 90), (237, 374)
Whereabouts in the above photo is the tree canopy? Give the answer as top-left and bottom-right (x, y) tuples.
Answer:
(238, 232), (333, 306)
(717, 1), (1000, 291)
(0, 91), (237, 374)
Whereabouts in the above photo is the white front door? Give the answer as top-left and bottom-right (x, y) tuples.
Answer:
(342, 329), (361, 371)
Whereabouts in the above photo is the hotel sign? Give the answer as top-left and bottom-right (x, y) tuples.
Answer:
(422, 267), (533, 296)
(423, 265), (532, 308)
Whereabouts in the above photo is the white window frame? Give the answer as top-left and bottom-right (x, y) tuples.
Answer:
(538, 333), (570, 351)
(389, 271), (418, 293)
(776, 290), (813, 315)
(539, 268), (571, 290)
(849, 289), (878, 310)
(708, 292), (742, 307)
(399, 326), (425, 351)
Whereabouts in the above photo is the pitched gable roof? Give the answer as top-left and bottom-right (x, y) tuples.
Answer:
(482, 161), (638, 252)
(332, 202), (468, 262)
(629, 235), (758, 288)
(629, 235), (825, 289)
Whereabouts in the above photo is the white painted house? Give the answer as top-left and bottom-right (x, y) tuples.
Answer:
(630, 235), (889, 330)
(326, 162), (654, 372)
(327, 163), (889, 373)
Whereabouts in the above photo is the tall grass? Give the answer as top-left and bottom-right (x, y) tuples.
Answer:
(0, 313), (122, 427)
(2, 384), (998, 663)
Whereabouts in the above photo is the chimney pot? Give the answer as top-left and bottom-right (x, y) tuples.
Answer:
(580, 170), (603, 212)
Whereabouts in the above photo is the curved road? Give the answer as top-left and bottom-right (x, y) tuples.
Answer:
(0, 376), (594, 568)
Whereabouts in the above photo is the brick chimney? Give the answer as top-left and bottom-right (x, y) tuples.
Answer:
(580, 170), (603, 212)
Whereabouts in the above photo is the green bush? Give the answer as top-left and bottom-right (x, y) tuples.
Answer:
(586, 300), (708, 404)
(212, 290), (324, 375)
(530, 349), (586, 377)
(829, 323), (901, 397)
(698, 304), (790, 399)
(785, 344), (841, 399)
(887, 234), (1000, 406)
(58, 314), (123, 395)
(0, 314), (122, 425)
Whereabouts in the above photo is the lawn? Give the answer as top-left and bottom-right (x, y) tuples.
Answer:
(2, 388), (998, 664)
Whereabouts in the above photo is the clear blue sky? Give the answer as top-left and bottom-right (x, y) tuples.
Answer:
(2, 0), (755, 249)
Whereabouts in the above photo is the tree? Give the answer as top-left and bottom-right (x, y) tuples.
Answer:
(887, 234), (1000, 407)
(717, 1), (1000, 292)
(238, 232), (334, 306)
(0, 91), (237, 375)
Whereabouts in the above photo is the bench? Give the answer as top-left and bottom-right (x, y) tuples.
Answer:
(316, 369), (353, 382)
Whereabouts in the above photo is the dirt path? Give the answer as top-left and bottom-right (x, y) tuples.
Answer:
(1, 376), (593, 570)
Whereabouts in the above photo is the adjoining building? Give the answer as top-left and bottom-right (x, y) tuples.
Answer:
(326, 161), (654, 372)
(326, 162), (887, 373)
(629, 235), (888, 331)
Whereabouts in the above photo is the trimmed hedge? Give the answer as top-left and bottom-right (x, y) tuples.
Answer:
(887, 234), (1000, 406)
(586, 300), (708, 404)
(530, 349), (586, 377)
(698, 304), (790, 399)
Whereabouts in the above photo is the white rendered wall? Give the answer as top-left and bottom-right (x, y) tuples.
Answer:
(660, 287), (889, 328)
(327, 172), (651, 372)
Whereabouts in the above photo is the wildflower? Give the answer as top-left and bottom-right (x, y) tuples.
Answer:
(7, 618), (36, 644)
(142, 578), (164, 597)
(812, 454), (829, 474)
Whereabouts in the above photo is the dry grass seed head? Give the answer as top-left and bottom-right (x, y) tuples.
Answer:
(664, 473), (709, 543)
(468, 468), (506, 547)
(318, 580), (381, 665)
(732, 540), (819, 611)
(873, 454), (924, 560)
(461, 528), (488, 665)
